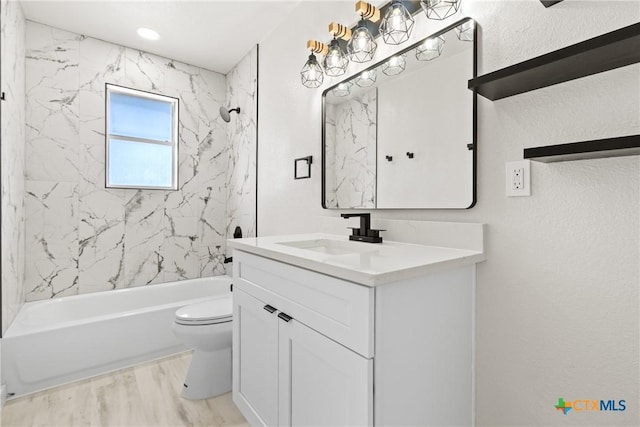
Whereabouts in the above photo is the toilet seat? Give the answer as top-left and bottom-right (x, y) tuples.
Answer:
(175, 297), (232, 326)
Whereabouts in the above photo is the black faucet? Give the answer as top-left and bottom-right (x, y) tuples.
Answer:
(340, 213), (384, 243)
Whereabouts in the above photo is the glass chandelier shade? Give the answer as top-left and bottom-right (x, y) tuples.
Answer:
(323, 38), (350, 77)
(379, 0), (415, 45)
(347, 20), (377, 63)
(420, 0), (461, 21)
(355, 68), (377, 87)
(331, 81), (353, 97)
(415, 36), (445, 61)
(382, 54), (406, 76)
(300, 52), (324, 88)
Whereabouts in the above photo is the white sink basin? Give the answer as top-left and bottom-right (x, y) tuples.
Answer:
(278, 238), (377, 256)
(228, 231), (486, 286)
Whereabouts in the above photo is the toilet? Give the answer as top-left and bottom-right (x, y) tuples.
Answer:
(172, 295), (233, 400)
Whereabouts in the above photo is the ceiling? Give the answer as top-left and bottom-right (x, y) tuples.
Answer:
(20, 0), (302, 74)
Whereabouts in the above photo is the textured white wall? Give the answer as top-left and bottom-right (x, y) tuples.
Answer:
(258, 1), (639, 426)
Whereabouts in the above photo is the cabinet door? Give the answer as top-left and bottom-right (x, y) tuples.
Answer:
(233, 288), (279, 427)
(278, 317), (373, 427)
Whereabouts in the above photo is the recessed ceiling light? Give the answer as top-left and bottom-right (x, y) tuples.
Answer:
(137, 27), (160, 41)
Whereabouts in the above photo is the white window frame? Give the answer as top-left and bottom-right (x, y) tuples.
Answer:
(105, 83), (179, 190)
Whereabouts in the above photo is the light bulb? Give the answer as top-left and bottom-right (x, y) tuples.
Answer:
(300, 52), (324, 88)
(348, 21), (377, 63)
(355, 68), (377, 87)
(415, 35), (445, 61)
(382, 54), (406, 76)
(390, 11), (403, 31)
(328, 52), (339, 67)
(308, 68), (317, 80)
(323, 38), (349, 77)
(421, 0), (461, 21)
(380, 0), (414, 45)
(331, 81), (353, 97)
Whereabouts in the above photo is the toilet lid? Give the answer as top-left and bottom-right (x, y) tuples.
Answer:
(175, 296), (232, 325)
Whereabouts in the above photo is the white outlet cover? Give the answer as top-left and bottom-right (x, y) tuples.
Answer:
(506, 160), (531, 197)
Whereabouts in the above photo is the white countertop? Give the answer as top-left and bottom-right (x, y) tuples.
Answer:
(228, 233), (486, 286)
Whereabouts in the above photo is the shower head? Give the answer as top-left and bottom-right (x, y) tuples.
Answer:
(219, 106), (240, 123)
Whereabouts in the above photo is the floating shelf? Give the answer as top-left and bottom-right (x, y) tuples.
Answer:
(468, 22), (640, 101)
(524, 135), (640, 163)
(540, 0), (564, 7)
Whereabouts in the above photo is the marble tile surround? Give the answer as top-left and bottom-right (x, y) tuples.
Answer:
(23, 21), (254, 301)
(225, 46), (257, 249)
(1, 0), (26, 332)
(324, 89), (377, 208)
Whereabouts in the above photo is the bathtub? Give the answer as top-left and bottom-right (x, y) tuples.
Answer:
(2, 276), (232, 398)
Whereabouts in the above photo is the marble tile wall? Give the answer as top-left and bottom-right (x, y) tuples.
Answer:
(324, 89), (377, 208)
(1, 0), (26, 332)
(24, 21), (235, 301)
(225, 46), (257, 247)
(324, 103), (337, 208)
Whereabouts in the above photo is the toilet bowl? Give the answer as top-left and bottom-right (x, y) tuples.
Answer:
(172, 295), (232, 400)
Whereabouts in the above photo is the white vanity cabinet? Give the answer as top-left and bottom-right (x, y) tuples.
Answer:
(277, 310), (372, 427)
(232, 250), (374, 427)
(232, 287), (279, 426)
(230, 234), (481, 427)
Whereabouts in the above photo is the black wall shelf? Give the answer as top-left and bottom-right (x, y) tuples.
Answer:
(524, 135), (640, 163)
(468, 22), (640, 101)
(540, 0), (564, 7)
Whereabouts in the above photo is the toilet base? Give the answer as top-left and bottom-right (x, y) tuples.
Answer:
(181, 347), (231, 400)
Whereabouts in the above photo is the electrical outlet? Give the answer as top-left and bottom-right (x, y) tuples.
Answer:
(512, 167), (524, 190)
(506, 160), (531, 197)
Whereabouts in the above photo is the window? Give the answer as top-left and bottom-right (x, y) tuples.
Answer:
(106, 84), (178, 190)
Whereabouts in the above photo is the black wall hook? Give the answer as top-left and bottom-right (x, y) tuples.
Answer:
(406, 152), (414, 159)
(385, 155), (393, 162)
(0, 92), (5, 101)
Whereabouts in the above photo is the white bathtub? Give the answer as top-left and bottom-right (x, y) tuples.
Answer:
(2, 276), (232, 398)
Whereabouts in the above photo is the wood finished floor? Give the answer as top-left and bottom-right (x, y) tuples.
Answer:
(0, 352), (249, 427)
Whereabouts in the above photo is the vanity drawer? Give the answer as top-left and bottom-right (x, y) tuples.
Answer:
(233, 250), (374, 358)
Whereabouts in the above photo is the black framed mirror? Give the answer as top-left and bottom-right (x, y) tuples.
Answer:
(322, 17), (477, 209)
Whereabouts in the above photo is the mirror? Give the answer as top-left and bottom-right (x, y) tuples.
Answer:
(322, 18), (477, 209)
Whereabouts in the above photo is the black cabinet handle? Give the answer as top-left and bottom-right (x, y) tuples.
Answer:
(277, 312), (293, 322)
(263, 305), (277, 313)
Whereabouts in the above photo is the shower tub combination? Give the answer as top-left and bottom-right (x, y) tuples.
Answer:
(2, 276), (232, 398)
